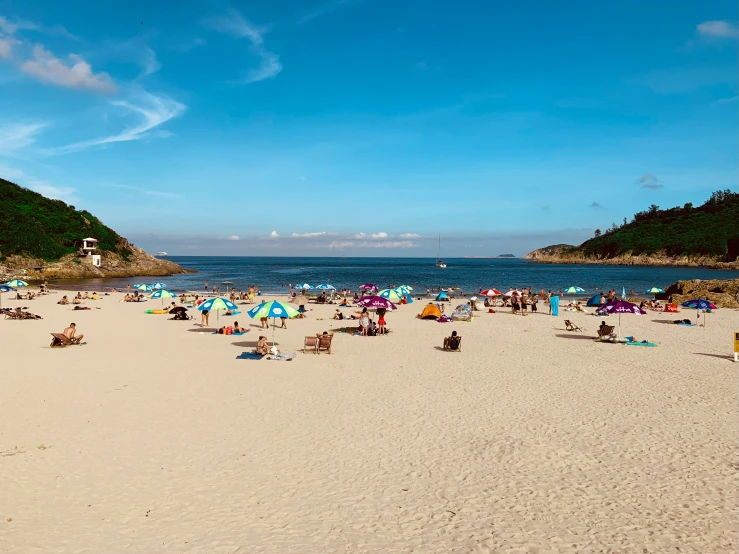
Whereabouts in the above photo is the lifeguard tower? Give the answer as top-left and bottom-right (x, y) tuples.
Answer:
(79, 238), (101, 267)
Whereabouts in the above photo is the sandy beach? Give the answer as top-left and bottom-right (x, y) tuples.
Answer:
(1, 289), (737, 553)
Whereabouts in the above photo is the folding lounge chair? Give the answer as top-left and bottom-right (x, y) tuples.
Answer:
(317, 333), (333, 354)
(564, 320), (583, 332)
(597, 325), (616, 341)
(303, 335), (318, 354)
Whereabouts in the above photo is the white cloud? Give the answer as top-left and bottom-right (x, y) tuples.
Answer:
(0, 122), (46, 155)
(49, 89), (185, 154)
(270, 230), (279, 238)
(0, 16), (79, 40)
(354, 232), (366, 238)
(228, 235), (240, 241)
(713, 95), (738, 105)
(140, 46), (161, 77)
(298, 0), (354, 24)
(291, 232), (327, 237)
(697, 20), (739, 39)
(0, 38), (13, 59)
(27, 180), (76, 202)
(399, 233), (420, 238)
(370, 232), (388, 239)
(203, 7), (282, 84)
(20, 45), (117, 93)
(0, 16), (18, 35)
(329, 240), (414, 249)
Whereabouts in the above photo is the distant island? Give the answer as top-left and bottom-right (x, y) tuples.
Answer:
(525, 190), (739, 269)
(0, 177), (191, 280)
(462, 254), (517, 259)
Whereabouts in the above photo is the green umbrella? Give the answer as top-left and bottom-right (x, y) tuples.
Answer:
(247, 300), (299, 345)
(150, 289), (176, 306)
(378, 288), (404, 302)
(5, 280), (28, 288)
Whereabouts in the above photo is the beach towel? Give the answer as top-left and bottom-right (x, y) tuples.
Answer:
(212, 331), (248, 336)
(266, 352), (296, 361)
(437, 315), (452, 323)
(236, 352), (264, 360)
(625, 341), (657, 347)
(550, 295), (559, 316)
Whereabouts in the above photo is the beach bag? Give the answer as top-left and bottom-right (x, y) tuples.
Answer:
(665, 304), (678, 313)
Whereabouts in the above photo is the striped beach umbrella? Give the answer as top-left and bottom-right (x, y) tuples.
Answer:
(295, 283), (313, 290)
(247, 300), (299, 345)
(645, 287), (665, 294)
(134, 283), (152, 292)
(480, 288), (502, 297)
(150, 289), (176, 305)
(5, 280), (28, 288)
(315, 284), (336, 290)
(563, 286), (585, 294)
(198, 297), (238, 323)
(378, 288), (404, 302)
(151, 282), (167, 290)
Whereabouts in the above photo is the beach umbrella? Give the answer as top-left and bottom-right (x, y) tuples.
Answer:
(397, 285), (413, 292)
(354, 296), (398, 310)
(0, 284), (14, 308)
(682, 299), (717, 328)
(596, 300), (646, 336)
(150, 289), (176, 305)
(169, 306), (187, 314)
(359, 283), (378, 292)
(563, 286), (585, 294)
(5, 279), (28, 288)
(247, 300), (299, 344)
(134, 283), (152, 292)
(645, 287), (665, 295)
(198, 296), (238, 323)
(480, 289), (502, 297)
(378, 288), (404, 302)
(315, 284), (336, 290)
(295, 283), (313, 290)
(151, 282), (167, 290)
(503, 289), (522, 297)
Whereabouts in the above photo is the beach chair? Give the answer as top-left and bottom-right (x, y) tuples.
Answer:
(303, 335), (318, 354)
(50, 333), (75, 348)
(564, 320), (583, 332)
(443, 336), (462, 352)
(317, 333), (334, 354)
(597, 325), (616, 341)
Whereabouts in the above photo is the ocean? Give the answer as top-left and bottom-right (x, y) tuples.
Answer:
(51, 257), (738, 297)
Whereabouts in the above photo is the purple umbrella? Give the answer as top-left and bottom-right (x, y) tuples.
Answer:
(354, 295), (397, 310)
(360, 283), (379, 291)
(596, 300), (646, 337)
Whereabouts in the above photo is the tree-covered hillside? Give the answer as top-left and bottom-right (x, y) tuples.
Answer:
(582, 190), (739, 261)
(0, 177), (133, 262)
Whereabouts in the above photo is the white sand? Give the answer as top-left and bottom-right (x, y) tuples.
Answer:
(1, 290), (737, 553)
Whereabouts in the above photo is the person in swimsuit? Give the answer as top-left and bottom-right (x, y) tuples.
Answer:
(255, 336), (269, 355)
(201, 309), (209, 327)
(377, 308), (387, 335)
(521, 293), (528, 316)
(360, 308), (370, 336)
(63, 322), (84, 344)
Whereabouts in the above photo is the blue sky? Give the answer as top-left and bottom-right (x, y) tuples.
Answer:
(0, 0), (737, 257)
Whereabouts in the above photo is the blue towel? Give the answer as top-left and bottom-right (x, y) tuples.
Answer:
(236, 352), (264, 360)
(550, 295), (559, 316)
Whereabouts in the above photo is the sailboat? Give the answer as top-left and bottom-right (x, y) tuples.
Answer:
(436, 236), (447, 268)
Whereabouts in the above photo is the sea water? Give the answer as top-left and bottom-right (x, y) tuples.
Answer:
(50, 257), (738, 297)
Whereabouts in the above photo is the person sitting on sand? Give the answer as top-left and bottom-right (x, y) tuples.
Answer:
(260, 316), (268, 329)
(72, 295), (82, 305)
(63, 322), (84, 344)
(232, 321), (246, 333)
(333, 309), (344, 320)
(91, 292), (98, 300)
(58, 295), (69, 305)
(443, 330), (461, 351)
(339, 298), (348, 306)
(83, 292), (89, 300)
(255, 336), (269, 356)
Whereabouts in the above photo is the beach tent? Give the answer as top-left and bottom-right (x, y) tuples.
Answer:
(586, 294), (601, 307)
(419, 303), (441, 320)
(452, 304), (473, 321)
(435, 291), (449, 301)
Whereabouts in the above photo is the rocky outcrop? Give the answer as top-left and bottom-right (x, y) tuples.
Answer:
(524, 246), (739, 270)
(0, 245), (193, 281)
(664, 279), (739, 309)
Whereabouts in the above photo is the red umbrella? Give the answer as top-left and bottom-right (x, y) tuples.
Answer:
(480, 289), (502, 297)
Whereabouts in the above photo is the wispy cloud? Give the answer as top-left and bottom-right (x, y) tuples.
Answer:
(399, 233), (420, 238)
(298, 0), (355, 24)
(291, 231), (328, 237)
(102, 183), (181, 199)
(371, 232), (388, 239)
(697, 20), (739, 40)
(712, 95), (738, 106)
(20, 45), (117, 94)
(589, 202), (604, 209)
(0, 122), (46, 155)
(228, 235), (240, 241)
(203, 7), (282, 84)
(0, 38), (14, 59)
(26, 180), (77, 202)
(49, 89), (185, 154)
(0, 15), (80, 40)
(329, 240), (415, 249)
(635, 174), (664, 189)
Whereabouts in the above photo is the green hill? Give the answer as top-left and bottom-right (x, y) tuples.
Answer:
(526, 190), (739, 266)
(581, 190), (739, 261)
(0, 177), (133, 262)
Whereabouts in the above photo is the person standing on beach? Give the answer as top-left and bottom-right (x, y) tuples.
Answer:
(548, 290), (553, 315)
(531, 294), (538, 313)
(377, 308), (387, 335)
(204, 282), (208, 291)
(200, 310), (209, 327)
(521, 292), (528, 316)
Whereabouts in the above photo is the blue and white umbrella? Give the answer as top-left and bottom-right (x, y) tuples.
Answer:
(295, 283), (313, 290)
(134, 284), (152, 292)
(151, 282), (167, 290)
(198, 297), (239, 323)
(247, 300), (300, 345)
(5, 280), (28, 288)
(0, 284), (14, 308)
(315, 284), (336, 290)
(150, 289), (176, 305)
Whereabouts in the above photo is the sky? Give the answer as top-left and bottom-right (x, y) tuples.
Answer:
(0, 0), (737, 257)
